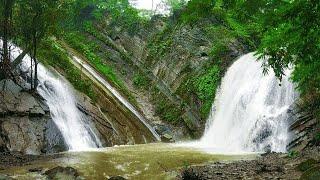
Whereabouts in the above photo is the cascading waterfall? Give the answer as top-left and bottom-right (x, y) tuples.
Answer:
(10, 46), (102, 151)
(186, 53), (297, 153)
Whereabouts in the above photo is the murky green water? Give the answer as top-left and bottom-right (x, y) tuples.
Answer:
(1, 143), (256, 179)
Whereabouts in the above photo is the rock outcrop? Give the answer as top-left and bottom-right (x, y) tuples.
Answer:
(0, 79), (66, 154)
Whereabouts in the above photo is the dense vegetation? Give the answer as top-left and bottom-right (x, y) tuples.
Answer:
(37, 38), (97, 100)
(0, 0), (66, 89)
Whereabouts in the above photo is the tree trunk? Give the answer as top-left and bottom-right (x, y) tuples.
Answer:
(1, 0), (13, 78)
(1, 0), (15, 79)
(33, 35), (38, 90)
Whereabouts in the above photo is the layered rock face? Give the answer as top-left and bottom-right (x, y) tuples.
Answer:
(0, 79), (66, 154)
(79, 17), (248, 138)
(287, 105), (319, 151)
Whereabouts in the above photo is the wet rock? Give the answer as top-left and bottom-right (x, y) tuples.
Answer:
(154, 124), (174, 142)
(181, 168), (203, 180)
(44, 166), (80, 180)
(43, 119), (67, 153)
(108, 176), (127, 180)
(28, 167), (43, 173)
(161, 133), (174, 142)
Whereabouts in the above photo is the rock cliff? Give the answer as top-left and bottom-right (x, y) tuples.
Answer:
(0, 79), (66, 154)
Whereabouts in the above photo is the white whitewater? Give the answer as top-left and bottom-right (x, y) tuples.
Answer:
(185, 53), (296, 153)
(11, 47), (102, 151)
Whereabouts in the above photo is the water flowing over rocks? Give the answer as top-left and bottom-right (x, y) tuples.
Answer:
(0, 79), (66, 154)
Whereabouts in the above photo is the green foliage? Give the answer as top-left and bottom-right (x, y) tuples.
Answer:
(63, 32), (121, 86)
(133, 72), (150, 88)
(37, 39), (96, 100)
(255, 0), (320, 119)
(63, 31), (137, 105)
(193, 65), (221, 118)
(155, 97), (182, 123)
(257, 0), (320, 87)
(165, 0), (187, 12)
(210, 42), (229, 61)
(181, 0), (216, 23)
(61, 0), (147, 35)
(288, 150), (299, 158)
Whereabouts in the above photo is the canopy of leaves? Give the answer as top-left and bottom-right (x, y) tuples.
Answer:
(256, 0), (320, 95)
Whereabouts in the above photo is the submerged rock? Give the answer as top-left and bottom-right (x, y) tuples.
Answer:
(44, 166), (80, 180)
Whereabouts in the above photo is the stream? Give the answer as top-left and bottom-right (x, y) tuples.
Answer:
(1, 143), (256, 179)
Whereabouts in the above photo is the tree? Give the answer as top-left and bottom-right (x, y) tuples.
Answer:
(0, 0), (66, 90)
(165, 0), (186, 11)
(16, 0), (61, 89)
(0, 0), (15, 79)
(257, 0), (320, 94)
(181, 0), (216, 23)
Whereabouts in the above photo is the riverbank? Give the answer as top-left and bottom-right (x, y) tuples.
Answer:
(179, 147), (320, 179)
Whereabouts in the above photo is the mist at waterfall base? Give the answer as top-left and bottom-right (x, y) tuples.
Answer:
(179, 53), (297, 154)
(10, 46), (102, 151)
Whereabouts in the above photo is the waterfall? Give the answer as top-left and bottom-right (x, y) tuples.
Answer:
(10, 47), (102, 151)
(186, 53), (297, 153)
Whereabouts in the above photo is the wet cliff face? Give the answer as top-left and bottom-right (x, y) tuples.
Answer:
(73, 84), (157, 146)
(79, 15), (248, 138)
(0, 79), (66, 155)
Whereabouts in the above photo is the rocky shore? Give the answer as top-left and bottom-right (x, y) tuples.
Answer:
(178, 147), (320, 180)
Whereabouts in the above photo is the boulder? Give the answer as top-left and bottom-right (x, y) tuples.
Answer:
(154, 124), (174, 142)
